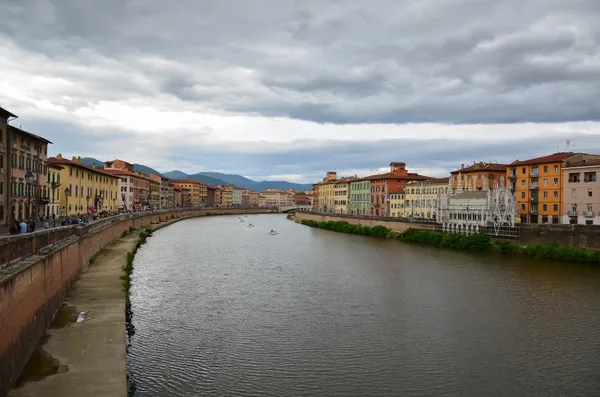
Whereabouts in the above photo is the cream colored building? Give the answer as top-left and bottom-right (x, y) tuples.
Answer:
(403, 177), (449, 219)
(47, 163), (63, 217)
(389, 193), (405, 217)
(333, 180), (350, 214)
(220, 184), (233, 206)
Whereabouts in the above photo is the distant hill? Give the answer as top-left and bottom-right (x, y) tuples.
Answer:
(163, 170), (190, 180)
(74, 159), (311, 191)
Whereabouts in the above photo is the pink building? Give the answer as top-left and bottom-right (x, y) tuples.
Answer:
(562, 158), (600, 225)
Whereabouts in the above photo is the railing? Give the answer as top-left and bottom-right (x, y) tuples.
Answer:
(509, 173), (517, 179)
(529, 185), (539, 190)
(530, 171), (539, 177)
(584, 211), (594, 217)
(567, 211), (577, 216)
(530, 209), (538, 214)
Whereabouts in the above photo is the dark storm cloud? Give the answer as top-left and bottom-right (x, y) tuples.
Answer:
(1, 0), (599, 124)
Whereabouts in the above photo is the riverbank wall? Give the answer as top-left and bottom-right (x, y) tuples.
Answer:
(0, 208), (275, 396)
(294, 211), (438, 234)
(295, 211), (600, 249)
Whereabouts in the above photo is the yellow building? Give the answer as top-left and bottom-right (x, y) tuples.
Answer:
(317, 181), (335, 212)
(48, 154), (120, 216)
(171, 180), (208, 206)
(508, 152), (599, 224)
(46, 163), (63, 217)
(333, 180), (350, 214)
(389, 192), (405, 217)
(220, 184), (233, 206)
(403, 177), (449, 219)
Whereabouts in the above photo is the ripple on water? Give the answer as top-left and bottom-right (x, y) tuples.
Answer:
(127, 214), (600, 397)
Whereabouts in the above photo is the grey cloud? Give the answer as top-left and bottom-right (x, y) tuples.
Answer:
(2, 0), (599, 124)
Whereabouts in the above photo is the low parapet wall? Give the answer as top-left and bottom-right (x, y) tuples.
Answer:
(294, 211), (437, 233)
(0, 207), (275, 396)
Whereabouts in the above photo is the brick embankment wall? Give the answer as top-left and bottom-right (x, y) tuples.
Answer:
(520, 223), (600, 249)
(0, 207), (275, 397)
(294, 211), (437, 233)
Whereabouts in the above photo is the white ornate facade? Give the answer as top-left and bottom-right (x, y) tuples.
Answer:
(437, 173), (517, 236)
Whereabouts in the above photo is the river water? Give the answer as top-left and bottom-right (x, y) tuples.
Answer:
(127, 214), (600, 396)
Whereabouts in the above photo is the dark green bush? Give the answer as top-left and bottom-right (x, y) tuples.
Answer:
(300, 219), (390, 238)
(402, 228), (490, 251)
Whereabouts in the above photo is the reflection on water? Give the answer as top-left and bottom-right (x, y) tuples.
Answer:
(128, 214), (600, 397)
(14, 335), (68, 387)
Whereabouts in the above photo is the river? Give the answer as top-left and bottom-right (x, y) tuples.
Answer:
(127, 214), (600, 396)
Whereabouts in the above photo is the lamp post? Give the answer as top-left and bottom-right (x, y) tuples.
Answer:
(122, 192), (126, 212)
(64, 186), (71, 219)
(25, 171), (34, 220)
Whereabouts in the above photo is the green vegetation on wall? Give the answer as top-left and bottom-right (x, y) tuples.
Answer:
(121, 228), (153, 298)
(300, 219), (390, 238)
(401, 228), (600, 263)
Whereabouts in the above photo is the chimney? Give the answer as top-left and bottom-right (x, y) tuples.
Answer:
(461, 164), (464, 169)
(72, 156), (77, 162)
(92, 163), (97, 169)
(56, 153), (62, 159)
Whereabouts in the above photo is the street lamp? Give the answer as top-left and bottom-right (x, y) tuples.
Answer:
(64, 186), (71, 218)
(25, 171), (34, 220)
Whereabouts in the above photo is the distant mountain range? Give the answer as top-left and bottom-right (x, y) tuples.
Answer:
(79, 157), (312, 191)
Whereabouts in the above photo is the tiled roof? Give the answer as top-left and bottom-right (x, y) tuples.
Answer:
(451, 162), (509, 173)
(510, 152), (580, 166)
(8, 125), (53, 144)
(366, 172), (428, 181)
(452, 191), (487, 200)
(170, 179), (207, 185)
(564, 158), (600, 168)
(48, 157), (119, 178)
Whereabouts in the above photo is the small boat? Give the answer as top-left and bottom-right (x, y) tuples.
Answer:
(247, 223), (255, 228)
(268, 229), (278, 235)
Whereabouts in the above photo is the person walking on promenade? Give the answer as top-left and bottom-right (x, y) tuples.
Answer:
(19, 219), (27, 234)
(9, 220), (19, 235)
(29, 219), (36, 233)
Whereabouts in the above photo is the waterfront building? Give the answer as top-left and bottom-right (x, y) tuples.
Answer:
(220, 184), (233, 206)
(349, 178), (371, 215)
(0, 106), (17, 225)
(148, 173), (161, 209)
(104, 159), (153, 210)
(258, 193), (267, 207)
(293, 191), (310, 206)
(171, 179), (207, 206)
(368, 162), (428, 216)
(49, 155), (119, 216)
(312, 184), (320, 210)
(262, 189), (289, 207)
(451, 162), (509, 191)
(232, 187), (244, 206)
(508, 152), (598, 224)
(207, 185), (220, 206)
(403, 177), (449, 220)
(151, 174), (171, 209)
(388, 191), (405, 217)
(438, 176), (518, 237)
(248, 190), (260, 206)
(47, 163), (63, 217)
(8, 125), (52, 222)
(562, 158), (600, 225)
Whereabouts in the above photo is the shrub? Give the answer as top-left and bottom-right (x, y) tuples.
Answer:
(300, 219), (390, 238)
(401, 229), (490, 251)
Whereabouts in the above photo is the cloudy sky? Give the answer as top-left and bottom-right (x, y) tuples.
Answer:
(1, 0), (599, 183)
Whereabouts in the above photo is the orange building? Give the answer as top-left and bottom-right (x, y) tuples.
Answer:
(508, 152), (597, 224)
(170, 179), (207, 206)
(450, 162), (509, 191)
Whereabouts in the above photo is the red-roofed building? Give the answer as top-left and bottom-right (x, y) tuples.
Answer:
(450, 162), (509, 191)
(508, 152), (600, 224)
(367, 162), (428, 216)
(562, 158), (600, 225)
(104, 159), (152, 210)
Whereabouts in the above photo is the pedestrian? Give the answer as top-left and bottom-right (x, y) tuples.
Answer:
(29, 219), (36, 233)
(19, 219), (27, 234)
(9, 220), (18, 235)
(52, 213), (56, 228)
(44, 220), (50, 229)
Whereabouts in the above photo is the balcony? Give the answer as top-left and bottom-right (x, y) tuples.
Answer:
(530, 208), (538, 215)
(567, 211), (577, 216)
(38, 196), (50, 204)
(584, 211), (594, 217)
(530, 171), (539, 177)
(530, 196), (539, 203)
(529, 185), (539, 190)
(508, 172), (517, 179)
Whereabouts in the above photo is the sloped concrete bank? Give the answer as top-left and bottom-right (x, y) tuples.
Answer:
(0, 208), (275, 397)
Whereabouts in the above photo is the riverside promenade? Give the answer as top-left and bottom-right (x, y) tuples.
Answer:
(1, 208), (277, 397)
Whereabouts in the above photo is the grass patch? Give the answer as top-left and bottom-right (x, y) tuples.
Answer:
(400, 228), (600, 263)
(122, 228), (154, 299)
(300, 219), (390, 238)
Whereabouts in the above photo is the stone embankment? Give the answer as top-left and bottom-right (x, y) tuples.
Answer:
(293, 211), (437, 234)
(0, 208), (275, 397)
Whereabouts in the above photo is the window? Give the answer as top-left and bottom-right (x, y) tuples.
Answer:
(554, 165), (558, 172)
(70, 167), (73, 176)
(568, 173), (581, 183)
(543, 191), (548, 198)
(521, 204), (526, 210)
(584, 172), (597, 182)
(543, 178), (548, 187)
(554, 191), (559, 198)
(543, 165), (548, 173)
(588, 204), (593, 212)
(521, 180), (526, 187)
(543, 204), (547, 211)
(521, 167), (526, 174)
(553, 178), (559, 186)
(19, 155), (24, 169)
(588, 189), (592, 197)
(521, 192), (526, 198)
(553, 204), (558, 211)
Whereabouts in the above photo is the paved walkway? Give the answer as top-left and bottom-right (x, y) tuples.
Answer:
(8, 232), (139, 397)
